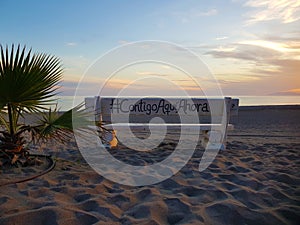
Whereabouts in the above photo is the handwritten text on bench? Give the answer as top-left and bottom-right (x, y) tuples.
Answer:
(109, 99), (209, 115)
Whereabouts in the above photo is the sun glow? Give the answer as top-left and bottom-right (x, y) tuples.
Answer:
(239, 40), (300, 53)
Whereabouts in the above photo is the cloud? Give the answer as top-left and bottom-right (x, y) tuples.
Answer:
(161, 65), (171, 69)
(244, 0), (300, 24)
(205, 38), (300, 95)
(206, 39), (300, 62)
(262, 32), (300, 42)
(239, 40), (300, 54)
(118, 40), (130, 45)
(58, 80), (100, 96)
(215, 36), (228, 40)
(171, 79), (192, 82)
(66, 42), (77, 46)
(173, 8), (218, 18)
(171, 8), (218, 23)
(58, 78), (154, 96)
(199, 9), (218, 16)
(206, 42), (281, 61)
(270, 88), (300, 95)
(136, 71), (169, 77)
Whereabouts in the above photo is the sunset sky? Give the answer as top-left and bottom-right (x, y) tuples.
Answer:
(1, 0), (300, 96)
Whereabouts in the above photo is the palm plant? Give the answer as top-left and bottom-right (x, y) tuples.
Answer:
(0, 44), (87, 167)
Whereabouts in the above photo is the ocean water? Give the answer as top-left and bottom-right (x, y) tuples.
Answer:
(53, 95), (300, 111)
(232, 96), (300, 106)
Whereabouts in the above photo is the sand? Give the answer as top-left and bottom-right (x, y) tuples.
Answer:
(0, 105), (299, 225)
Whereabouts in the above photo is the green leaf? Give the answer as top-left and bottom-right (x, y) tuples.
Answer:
(0, 44), (63, 137)
(32, 103), (93, 143)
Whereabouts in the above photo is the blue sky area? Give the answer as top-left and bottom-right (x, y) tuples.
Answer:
(1, 0), (300, 96)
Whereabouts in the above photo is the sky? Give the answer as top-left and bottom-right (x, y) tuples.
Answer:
(1, 0), (300, 97)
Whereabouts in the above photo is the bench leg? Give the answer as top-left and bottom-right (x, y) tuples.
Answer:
(201, 130), (226, 150)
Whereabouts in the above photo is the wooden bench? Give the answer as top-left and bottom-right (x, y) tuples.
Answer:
(85, 97), (239, 150)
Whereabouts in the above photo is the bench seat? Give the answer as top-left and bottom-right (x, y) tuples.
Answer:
(102, 123), (234, 131)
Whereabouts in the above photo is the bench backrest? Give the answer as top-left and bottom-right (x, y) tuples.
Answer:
(85, 97), (239, 125)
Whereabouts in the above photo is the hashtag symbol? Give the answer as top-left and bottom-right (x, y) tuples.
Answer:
(110, 98), (122, 113)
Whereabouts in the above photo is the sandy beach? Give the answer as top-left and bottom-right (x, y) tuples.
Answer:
(0, 105), (299, 225)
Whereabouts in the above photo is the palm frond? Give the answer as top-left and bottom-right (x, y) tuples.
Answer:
(0, 44), (63, 113)
(0, 112), (9, 131)
(0, 44), (64, 140)
(32, 103), (92, 143)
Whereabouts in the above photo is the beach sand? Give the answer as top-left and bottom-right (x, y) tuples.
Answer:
(0, 106), (299, 225)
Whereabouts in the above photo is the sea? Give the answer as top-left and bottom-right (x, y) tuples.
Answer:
(54, 95), (300, 111)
